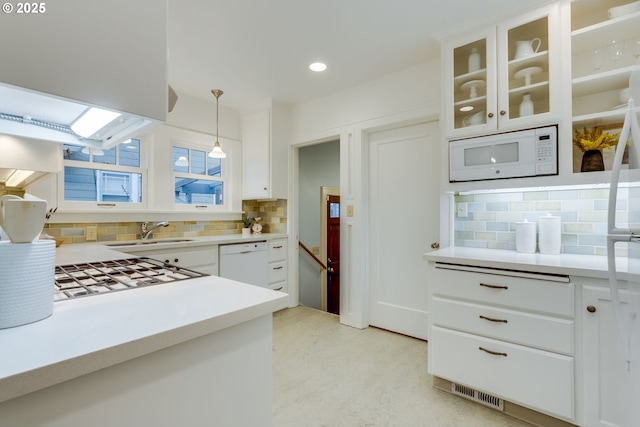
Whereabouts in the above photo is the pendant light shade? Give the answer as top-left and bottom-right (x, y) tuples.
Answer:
(209, 89), (227, 158)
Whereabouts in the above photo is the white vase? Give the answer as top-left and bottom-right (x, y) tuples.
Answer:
(468, 47), (480, 73)
(519, 93), (534, 117)
(242, 228), (251, 237)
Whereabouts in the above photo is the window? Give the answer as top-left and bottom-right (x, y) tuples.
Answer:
(172, 146), (224, 206)
(61, 139), (145, 206)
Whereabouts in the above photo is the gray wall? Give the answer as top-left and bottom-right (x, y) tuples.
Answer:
(298, 140), (340, 309)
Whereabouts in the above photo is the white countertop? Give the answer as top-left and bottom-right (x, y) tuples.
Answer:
(423, 246), (634, 281)
(0, 240), (289, 404)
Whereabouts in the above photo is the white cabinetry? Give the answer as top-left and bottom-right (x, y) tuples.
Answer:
(120, 245), (219, 276)
(581, 282), (639, 427)
(242, 104), (289, 200)
(267, 239), (287, 292)
(570, 0), (640, 174)
(429, 263), (575, 421)
(441, 4), (562, 139)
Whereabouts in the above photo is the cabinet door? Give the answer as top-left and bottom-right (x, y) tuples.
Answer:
(242, 109), (270, 199)
(443, 4), (561, 139)
(497, 4), (560, 129)
(582, 285), (640, 427)
(443, 27), (497, 138)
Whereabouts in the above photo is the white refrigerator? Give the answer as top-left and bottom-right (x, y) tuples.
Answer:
(606, 69), (640, 426)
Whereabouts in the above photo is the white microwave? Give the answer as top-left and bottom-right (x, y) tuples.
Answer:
(449, 125), (558, 182)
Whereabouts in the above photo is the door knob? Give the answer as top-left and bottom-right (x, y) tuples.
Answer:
(431, 242), (440, 249)
(586, 305), (597, 313)
(328, 267), (334, 273)
(499, 110), (506, 116)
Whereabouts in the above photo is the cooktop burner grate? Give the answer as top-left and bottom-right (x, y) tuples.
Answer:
(54, 257), (208, 301)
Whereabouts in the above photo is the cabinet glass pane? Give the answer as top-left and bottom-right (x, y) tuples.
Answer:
(453, 39), (487, 130)
(507, 16), (550, 119)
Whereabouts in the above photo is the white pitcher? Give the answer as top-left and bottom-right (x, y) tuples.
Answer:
(462, 111), (485, 127)
(514, 38), (541, 60)
(0, 195), (47, 243)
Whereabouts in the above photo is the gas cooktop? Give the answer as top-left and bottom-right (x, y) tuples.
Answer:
(54, 257), (207, 301)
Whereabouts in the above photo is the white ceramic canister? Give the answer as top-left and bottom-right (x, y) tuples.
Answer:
(538, 214), (561, 255)
(515, 219), (536, 253)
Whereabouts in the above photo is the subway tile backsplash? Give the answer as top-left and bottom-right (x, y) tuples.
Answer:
(454, 188), (628, 256)
(43, 199), (287, 245)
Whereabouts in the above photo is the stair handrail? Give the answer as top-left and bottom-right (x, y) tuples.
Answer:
(298, 241), (327, 270)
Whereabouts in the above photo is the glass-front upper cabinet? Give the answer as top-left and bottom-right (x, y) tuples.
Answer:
(570, 0), (640, 174)
(442, 4), (562, 139)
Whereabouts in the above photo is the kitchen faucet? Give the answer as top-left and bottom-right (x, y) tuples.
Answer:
(141, 221), (169, 240)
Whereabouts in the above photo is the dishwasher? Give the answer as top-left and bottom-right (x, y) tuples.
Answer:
(218, 241), (268, 287)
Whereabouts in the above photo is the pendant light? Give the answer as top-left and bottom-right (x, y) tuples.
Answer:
(209, 89), (227, 158)
(174, 156), (189, 167)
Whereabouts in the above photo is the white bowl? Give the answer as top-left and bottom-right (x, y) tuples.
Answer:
(609, 1), (640, 19)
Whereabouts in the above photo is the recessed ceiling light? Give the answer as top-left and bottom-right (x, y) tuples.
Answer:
(309, 62), (327, 72)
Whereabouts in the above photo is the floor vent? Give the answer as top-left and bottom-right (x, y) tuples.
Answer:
(451, 383), (504, 411)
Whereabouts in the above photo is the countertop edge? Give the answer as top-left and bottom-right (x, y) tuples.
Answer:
(0, 293), (288, 404)
(423, 247), (630, 281)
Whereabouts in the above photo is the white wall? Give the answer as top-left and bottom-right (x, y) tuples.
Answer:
(289, 59), (442, 328)
(298, 141), (340, 309)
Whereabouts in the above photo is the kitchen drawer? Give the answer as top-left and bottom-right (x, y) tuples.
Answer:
(268, 281), (287, 292)
(268, 239), (287, 262)
(433, 266), (574, 317)
(124, 246), (218, 270)
(432, 297), (574, 355)
(268, 261), (287, 284)
(430, 326), (574, 420)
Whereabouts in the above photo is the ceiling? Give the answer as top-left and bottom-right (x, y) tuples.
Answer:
(167, 0), (554, 113)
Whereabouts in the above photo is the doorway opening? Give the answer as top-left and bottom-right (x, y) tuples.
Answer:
(321, 187), (340, 314)
(298, 140), (340, 312)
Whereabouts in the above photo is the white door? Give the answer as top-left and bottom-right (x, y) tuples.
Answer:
(368, 120), (440, 340)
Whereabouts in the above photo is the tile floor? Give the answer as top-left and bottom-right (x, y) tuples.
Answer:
(273, 305), (535, 427)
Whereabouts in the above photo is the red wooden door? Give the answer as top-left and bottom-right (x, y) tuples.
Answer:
(327, 195), (340, 315)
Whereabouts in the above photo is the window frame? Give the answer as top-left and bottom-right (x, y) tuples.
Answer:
(171, 141), (228, 212)
(58, 139), (149, 211)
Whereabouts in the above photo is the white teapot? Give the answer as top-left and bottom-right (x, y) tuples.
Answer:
(514, 38), (541, 60)
(0, 195), (47, 243)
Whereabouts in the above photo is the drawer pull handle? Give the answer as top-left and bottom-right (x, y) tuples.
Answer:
(274, 287), (283, 291)
(273, 266), (283, 270)
(479, 315), (508, 323)
(479, 347), (507, 357)
(273, 245), (283, 249)
(479, 283), (508, 290)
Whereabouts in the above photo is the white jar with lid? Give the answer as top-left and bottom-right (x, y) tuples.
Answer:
(516, 219), (536, 253)
(538, 214), (561, 255)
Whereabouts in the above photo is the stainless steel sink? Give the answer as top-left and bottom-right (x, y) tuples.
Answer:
(106, 239), (194, 247)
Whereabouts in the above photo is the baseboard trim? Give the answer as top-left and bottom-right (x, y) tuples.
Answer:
(432, 377), (577, 427)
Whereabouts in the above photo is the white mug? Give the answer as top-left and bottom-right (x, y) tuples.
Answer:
(514, 38), (541, 59)
(463, 111), (485, 127)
